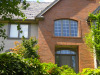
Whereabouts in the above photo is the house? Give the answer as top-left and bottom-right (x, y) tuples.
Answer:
(0, 0), (100, 72)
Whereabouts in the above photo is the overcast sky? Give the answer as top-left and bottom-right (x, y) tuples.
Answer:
(27, 0), (55, 2)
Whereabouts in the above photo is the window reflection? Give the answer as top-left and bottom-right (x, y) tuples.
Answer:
(72, 56), (76, 70)
(56, 50), (76, 54)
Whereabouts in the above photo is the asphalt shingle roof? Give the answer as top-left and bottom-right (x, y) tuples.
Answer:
(14, 1), (51, 20)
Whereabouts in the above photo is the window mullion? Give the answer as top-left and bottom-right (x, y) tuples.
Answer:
(61, 20), (63, 36)
(69, 20), (71, 36)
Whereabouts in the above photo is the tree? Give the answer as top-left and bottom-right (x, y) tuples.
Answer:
(85, 13), (100, 67)
(11, 37), (39, 59)
(0, 0), (30, 51)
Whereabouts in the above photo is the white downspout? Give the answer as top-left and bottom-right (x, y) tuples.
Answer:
(94, 48), (97, 68)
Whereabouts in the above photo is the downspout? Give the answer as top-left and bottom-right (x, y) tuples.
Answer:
(94, 48), (97, 68)
(92, 28), (97, 68)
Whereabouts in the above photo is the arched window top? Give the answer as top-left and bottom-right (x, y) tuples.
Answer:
(56, 50), (76, 54)
(55, 19), (78, 22)
(54, 19), (78, 37)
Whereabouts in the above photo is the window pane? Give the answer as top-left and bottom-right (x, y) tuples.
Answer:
(63, 20), (70, 36)
(56, 51), (61, 54)
(70, 20), (78, 37)
(70, 51), (76, 54)
(55, 55), (60, 66)
(56, 50), (76, 54)
(72, 56), (76, 70)
(10, 24), (18, 38)
(61, 55), (71, 66)
(20, 24), (28, 38)
(54, 20), (62, 36)
(61, 50), (70, 54)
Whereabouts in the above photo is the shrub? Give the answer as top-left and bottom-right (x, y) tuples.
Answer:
(41, 63), (60, 75)
(3, 52), (100, 75)
(41, 63), (76, 75)
(79, 68), (100, 75)
(0, 52), (32, 75)
(60, 65), (76, 75)
(0, 52), (46, 75)
(11, 37), (39, 59)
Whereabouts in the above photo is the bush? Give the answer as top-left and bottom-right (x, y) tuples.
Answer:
(41, 63), (76, 75)
(2, 52), (100, 75)
(60, 65), (76, 75)
(0, 52), (46, 75)
(79, 68), (100, 75)
(41, 63), (60, 75)
(11, 37), (39, 59)
(0, 52), (31, 75)
(0, 52), (78, 75)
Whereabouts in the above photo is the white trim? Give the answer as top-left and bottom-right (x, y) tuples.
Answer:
(94, 48), (97, 68)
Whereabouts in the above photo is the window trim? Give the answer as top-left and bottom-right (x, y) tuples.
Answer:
(54, 19), (78, 37)
(8, 23), (31, 39)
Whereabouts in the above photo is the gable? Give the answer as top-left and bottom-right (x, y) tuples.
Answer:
(36, 0), (59, 18)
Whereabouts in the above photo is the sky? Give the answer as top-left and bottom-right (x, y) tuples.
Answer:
(26, 0), (55, 2)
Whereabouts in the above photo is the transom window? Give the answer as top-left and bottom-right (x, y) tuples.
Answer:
(54, 20), (78, 37)
(9, 24), (29, 38)
(56, 50), (76, 54)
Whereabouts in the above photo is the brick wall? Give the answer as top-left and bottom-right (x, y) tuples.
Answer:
(38, 0), (100, 72)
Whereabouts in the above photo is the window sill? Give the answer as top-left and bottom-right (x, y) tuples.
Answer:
(52, 36), (82, 39)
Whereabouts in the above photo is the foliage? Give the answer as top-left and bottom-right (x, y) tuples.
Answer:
(41, 63), (60, 75)
(79, 68), (100, 75)
(0, 23), (8, 51)
(11, 37), (39, 59)
(0, 52), (40, 75)
(41, 63), (76, 75)
(85, 13), (100, 62)
(0, 52), (77, 75)
(85, 30), (94, 51)
(60, 65), (76, 75)
(1, 52), (100, 75)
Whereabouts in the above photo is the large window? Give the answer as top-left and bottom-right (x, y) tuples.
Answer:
(55, 49), (78, 72)
(54, 20), (78, 37)
(9, 24), (29, 38)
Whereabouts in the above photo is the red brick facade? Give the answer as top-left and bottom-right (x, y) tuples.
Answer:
(38, 0), (100, 72)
